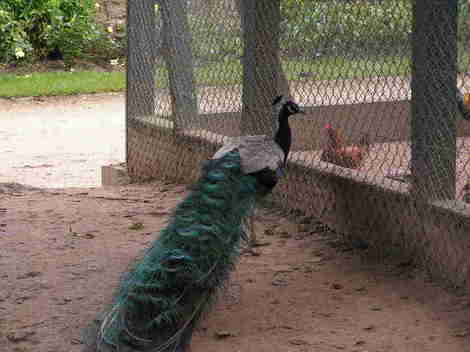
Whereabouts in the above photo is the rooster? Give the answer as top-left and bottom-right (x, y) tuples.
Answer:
(320, 124), (370, 169)
(463, 180), (470, 204)
(457, 90), (470, 121)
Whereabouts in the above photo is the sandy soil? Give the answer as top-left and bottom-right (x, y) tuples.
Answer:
(2, 182), (470, 352)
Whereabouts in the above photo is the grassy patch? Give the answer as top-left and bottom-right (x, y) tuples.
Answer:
(0, 55), (414, 97)
(157, 55), (412, 89)
(0, 71), (125, 97)
(284, 56), (411, 81)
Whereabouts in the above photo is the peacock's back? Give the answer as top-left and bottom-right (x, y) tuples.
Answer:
(212, 135), (284, 175)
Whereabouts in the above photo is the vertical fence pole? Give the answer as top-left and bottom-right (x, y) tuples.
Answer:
(240, 0), (286, 136)
(411, 0), (458, 200)
(160, 0), (198, 132)
(126, 0), (156, 162)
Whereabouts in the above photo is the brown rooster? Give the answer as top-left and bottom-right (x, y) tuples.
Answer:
(463, 180), (470, 204)
(320, 124), (370, 169)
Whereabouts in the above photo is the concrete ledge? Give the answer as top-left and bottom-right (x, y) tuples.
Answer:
(158, 100), (470, 151)
(101, 163), (130, 186)
(126, 117), (221, 184)
(275, 158), (470, 286)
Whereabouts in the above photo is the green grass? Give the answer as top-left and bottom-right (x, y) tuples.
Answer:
(154, 56), (412, 89)
(0, 71), (125, 97)
(0, 55), (426, 98)
(284, 56), (412, 80)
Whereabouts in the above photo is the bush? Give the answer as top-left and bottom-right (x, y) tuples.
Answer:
(459, 0), (470, 50)
(186, 0), (414, 61)
(280, 0), (412, 57)
(190, 19), (242, 61)
(0, 0), (115, 63)
(0, 7), (32, 62)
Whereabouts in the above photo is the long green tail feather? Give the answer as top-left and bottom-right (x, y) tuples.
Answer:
(95, 150), (259, 351)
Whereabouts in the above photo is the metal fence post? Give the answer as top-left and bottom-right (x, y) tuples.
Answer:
(240, 0), (286, 136)
(160, 0), (198, 132)
(126, 0), (156, 162)
(411, 0), (458, 200)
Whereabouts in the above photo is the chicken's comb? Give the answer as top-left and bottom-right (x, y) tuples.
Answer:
(324, 123), (332, 129)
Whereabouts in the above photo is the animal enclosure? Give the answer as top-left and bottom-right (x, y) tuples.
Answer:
(125, 1), (470, 287)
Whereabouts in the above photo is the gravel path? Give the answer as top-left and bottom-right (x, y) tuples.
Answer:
(0, 93), (125, 188)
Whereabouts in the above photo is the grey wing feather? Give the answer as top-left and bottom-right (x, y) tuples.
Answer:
(212, 135), (284, 174)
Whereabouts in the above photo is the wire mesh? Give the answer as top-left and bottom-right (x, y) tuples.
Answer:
(126, 0), (470, 287)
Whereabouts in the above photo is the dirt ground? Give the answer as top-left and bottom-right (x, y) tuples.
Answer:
(2, 182), (470, 352)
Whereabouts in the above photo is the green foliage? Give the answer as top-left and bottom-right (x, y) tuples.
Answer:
(280, 0), (412, 57)
(459, 0), (470, 49)
(0, 7), (31, 62)
(189, 14), (242, 60)
(0, 0), (118, 63)
(187, 0), (469, 60)
(186, 1), (414, 60)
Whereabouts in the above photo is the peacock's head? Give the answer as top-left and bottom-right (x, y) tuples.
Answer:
(273, 95), (305, 118)
(272, 95), (285, 106)
(282, 100), (305, 117)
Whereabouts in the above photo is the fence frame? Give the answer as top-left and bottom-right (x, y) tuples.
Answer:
(124, 0), (470, 287)
(411, 0), (458, 200)
(126, 0), (156, 162)
(125, 1), (463, 198)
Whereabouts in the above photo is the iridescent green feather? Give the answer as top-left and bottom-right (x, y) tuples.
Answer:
(95, 150), (259, 351)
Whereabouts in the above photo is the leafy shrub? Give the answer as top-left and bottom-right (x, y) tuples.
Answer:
(187, 8), (242, 61)
(280, 0), (412, 57)
(186, 0), (414, 61)
(459, 0), (470, 50)
(0, 7), (32, 62)
(0, 0), (118, 63)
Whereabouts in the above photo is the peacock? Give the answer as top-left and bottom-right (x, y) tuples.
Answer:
(83, 96), (304, 352)
(212, 95), (304, 251)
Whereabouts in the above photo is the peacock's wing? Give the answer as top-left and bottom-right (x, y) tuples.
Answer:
(212, 135), (285, 175)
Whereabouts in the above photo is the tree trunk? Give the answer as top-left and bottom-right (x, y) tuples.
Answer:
(239, 0), (290, 136)
(160, 0), (198, 130)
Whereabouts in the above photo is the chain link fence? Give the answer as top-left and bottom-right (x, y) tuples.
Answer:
(125, 0), (470, 287)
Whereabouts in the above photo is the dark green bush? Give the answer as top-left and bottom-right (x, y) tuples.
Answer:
(280, 0), (412, 57)
(187, 0), (414, 61)
(0, 6), (32, 62)
(189, 0), (470, 60)
(0, 0), (119, 63)
(459, 0), (470, 50)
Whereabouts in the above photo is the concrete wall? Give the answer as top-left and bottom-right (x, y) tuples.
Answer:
(275, 160), (470, 288)
(127, 118), (219, 184)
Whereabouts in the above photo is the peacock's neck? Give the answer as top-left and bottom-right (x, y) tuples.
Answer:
(274, 116), (292, 163)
